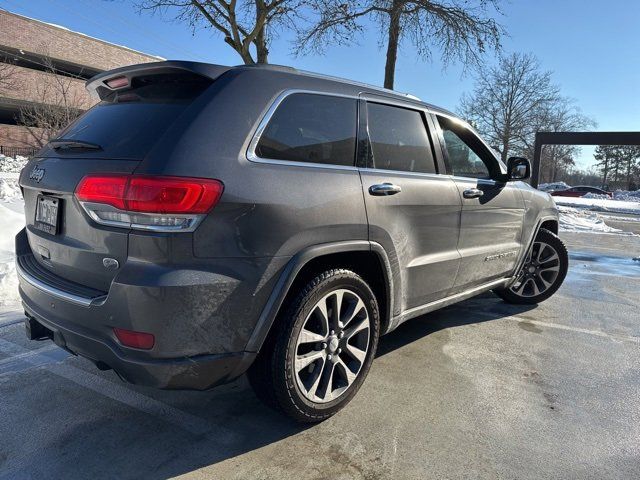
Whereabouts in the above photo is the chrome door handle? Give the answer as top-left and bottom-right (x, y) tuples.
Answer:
(369, 183), (402, 196)
(463, 188), (484, 199)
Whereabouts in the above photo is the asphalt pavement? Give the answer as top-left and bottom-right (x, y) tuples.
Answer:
(0, 231), (638, 480)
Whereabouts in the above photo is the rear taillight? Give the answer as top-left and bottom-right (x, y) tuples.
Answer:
(75, 175), (223, 232)
(75, 174), (128, 210)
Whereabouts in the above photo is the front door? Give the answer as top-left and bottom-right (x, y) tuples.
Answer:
(358, 98), (462, 313)
(435, 115), (525, 292)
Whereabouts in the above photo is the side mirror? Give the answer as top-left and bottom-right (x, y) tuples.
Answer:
(507, 156), (530, 181)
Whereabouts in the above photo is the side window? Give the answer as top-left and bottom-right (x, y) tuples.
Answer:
(367, 102), (436, 174)
(255, 93), (357, 167)
(437, 116), (496, 179)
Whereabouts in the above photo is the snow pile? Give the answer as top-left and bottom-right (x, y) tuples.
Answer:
(0, 177), (22, 203)
(553, 196), (640, 215)
(0, 154), (28, 173)
(613, 190), (640, 202)
(0, 202), (24, 306)
(558, 206), (635, 235)
(583, 192), (611, 200)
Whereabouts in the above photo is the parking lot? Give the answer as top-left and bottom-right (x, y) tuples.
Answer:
(1, 231), (638, 480)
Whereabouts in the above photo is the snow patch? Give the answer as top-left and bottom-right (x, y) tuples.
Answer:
(558, 206), (635, 235)
(582, 192), (611, 200)
(0, 202), (24, 306)
(0, 154), (28, 173)
(553, 196), (640, 215)
(0, 177), (22, 203)
(582, 190), (640, 202)
(613, 190), (640, 202)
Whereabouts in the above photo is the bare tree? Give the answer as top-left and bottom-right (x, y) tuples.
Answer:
(0, 61), (18, 96)
(527, 97), (595, 183)
(136, 0), (305, 64)
(18, 57), (86, 148)
(298, 0), (504, 89)
(460, 52), (594, 183)
(460, 53), (561, 163)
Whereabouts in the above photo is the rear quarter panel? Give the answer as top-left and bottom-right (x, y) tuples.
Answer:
(132, 68), (369, 259)
(127, 69), (368, 353)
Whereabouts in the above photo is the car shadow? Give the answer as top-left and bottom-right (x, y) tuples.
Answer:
(11, 294), (536, 479)
(377, 292), (536, 358)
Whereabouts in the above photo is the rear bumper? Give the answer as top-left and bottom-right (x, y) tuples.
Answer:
(23, 307), (255, 390)
(14, 228), (275, 390)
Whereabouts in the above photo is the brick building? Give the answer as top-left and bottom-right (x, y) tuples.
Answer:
(0, 9), (160, 153)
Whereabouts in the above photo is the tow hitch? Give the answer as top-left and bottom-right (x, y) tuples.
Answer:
(24, 315), (53, 341)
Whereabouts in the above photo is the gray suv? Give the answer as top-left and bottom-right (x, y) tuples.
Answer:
(16, 61), (568, 422)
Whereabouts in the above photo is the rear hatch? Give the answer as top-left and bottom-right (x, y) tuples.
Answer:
(19, 65), (222, 292)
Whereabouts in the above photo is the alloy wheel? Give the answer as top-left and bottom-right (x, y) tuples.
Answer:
(510, 240), (561, 297)
(293, 289), (370, 403)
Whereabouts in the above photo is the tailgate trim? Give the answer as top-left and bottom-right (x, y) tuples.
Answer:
(16, 258), (106, 307)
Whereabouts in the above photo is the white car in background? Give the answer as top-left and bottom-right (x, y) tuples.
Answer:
(538, 181), (571, 193)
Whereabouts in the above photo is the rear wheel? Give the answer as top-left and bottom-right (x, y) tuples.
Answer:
(494, 228), (568, 304)
(248, 269), (380, 422)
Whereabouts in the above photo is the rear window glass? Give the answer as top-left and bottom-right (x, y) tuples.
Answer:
(48, 73), (212, 159)
(255, 93), (357, 167)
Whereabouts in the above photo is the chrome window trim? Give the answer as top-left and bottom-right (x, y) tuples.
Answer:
(444, 174), (502, 185)
(16, 260), (105, 307)
(358, 167), (448, 181)
(246, 89), (360, 172)
(358, 92), (429, 113)
(245, 88), (478, 177)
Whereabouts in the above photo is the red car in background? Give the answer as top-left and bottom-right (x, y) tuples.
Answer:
(550, 186), (613, 198)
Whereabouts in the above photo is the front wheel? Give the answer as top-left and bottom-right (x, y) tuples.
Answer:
(248, 269), (380, 422)
(494, 228), (568, 305)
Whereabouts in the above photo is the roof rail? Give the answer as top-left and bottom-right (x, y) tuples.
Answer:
(236, 63), (422, 101)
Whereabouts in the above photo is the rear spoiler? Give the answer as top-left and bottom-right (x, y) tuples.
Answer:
(86, 61), (232, 101)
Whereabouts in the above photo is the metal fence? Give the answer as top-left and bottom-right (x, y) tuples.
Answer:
(0, 146), (38, 158)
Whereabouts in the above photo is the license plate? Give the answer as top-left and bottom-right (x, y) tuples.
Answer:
(35, 195), (60, 235)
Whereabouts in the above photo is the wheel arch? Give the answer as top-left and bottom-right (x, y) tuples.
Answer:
(245, 241), (395, 354)
(510, 214), (560, 282)
(539, 218), (559, 235)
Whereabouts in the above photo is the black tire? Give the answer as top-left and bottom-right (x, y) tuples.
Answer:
(248, 269), (380, 423)
(494, 228), (568, 305)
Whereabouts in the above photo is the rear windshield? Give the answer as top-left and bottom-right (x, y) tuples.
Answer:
(44, 72), (212, 160)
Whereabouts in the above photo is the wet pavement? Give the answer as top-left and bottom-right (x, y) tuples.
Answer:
(0, 231), (638, 479)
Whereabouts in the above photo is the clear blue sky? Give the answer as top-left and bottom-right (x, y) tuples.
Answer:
(2, 0), (639, 168)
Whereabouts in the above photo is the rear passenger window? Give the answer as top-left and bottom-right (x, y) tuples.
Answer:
(255, 93), (357, 166)
(366, 103), (436, 174)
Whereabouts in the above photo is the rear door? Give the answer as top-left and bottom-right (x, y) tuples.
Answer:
(19, 70), (215, 292)
(435, 115), (525, 291)
(358, 96), (462, 313)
